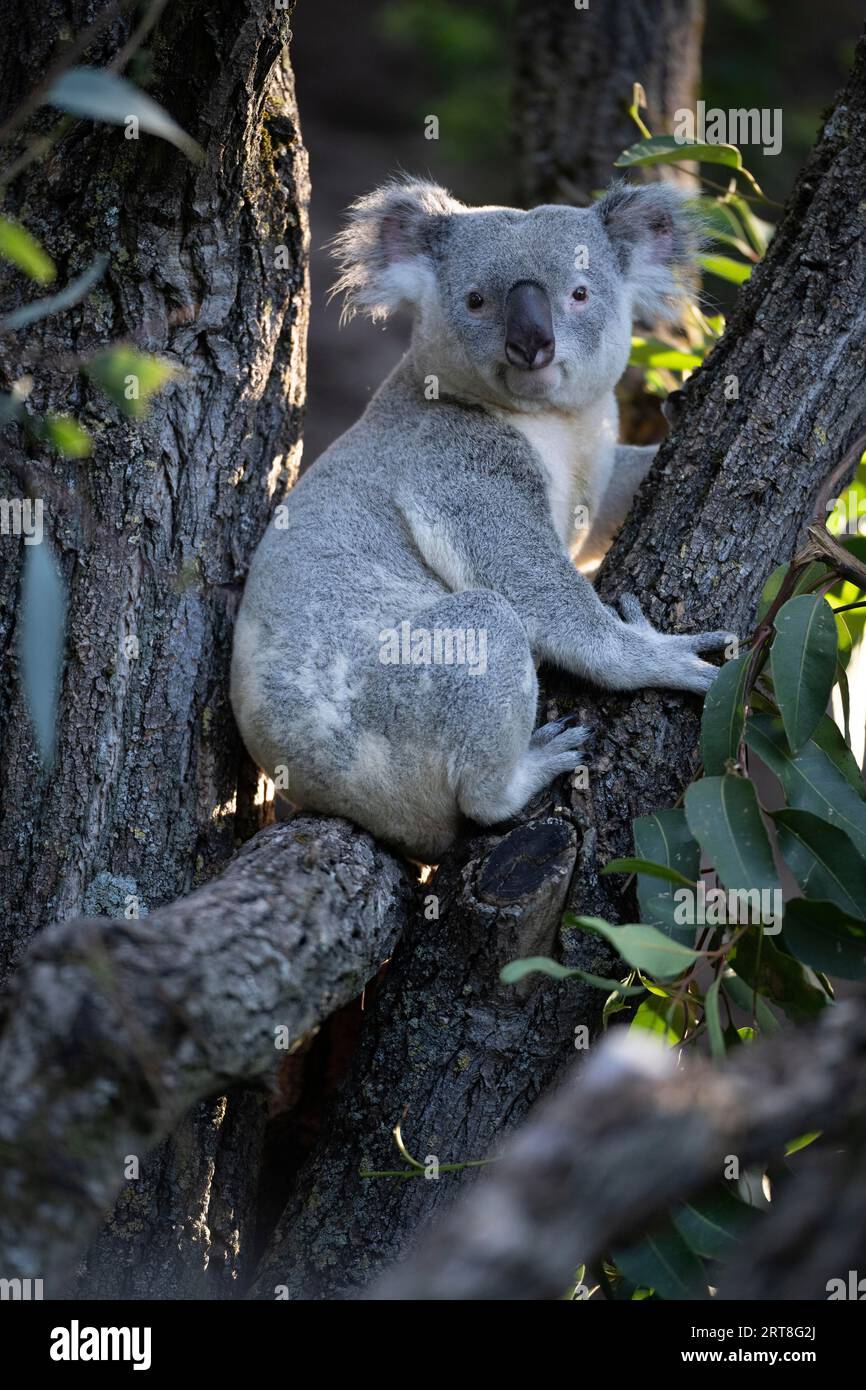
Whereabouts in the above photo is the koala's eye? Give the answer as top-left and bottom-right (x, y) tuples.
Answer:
(466, 291), (484, 310)
(572, 286), (588, 303)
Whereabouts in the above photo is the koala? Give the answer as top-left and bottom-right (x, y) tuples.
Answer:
(231, 177), (732, 862)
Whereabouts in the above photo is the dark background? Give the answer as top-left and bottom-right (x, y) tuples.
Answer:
(293, 0), (862, 462)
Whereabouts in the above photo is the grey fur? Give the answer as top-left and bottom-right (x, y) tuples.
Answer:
(231, 178), (732, 860)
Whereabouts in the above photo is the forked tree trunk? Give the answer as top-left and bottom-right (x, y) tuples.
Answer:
(250, 27), (866, 1300)
(2, 6), (866, 1304)
(0, 0), (308, 1296)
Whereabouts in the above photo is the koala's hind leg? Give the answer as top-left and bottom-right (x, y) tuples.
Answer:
(387, 589), (587, 832)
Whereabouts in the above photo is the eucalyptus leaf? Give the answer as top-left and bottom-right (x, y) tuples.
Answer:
(700, 650), (752, 775)
(566, 915), (700, 980)
(704, 976), (726, 1059)
(783, 898), (866, 981)
(19, 540), (67, 768)
(0, 253), (108, 334)
(672, 1188), (757, 1260)
(721, 972), (781, 1033)
(614, 1223), (707, 1301)
(0, 217), (55, 284)
(699, 253), (752, 285)
(499, 955), (644, 996)
(45, 67), (202, 162)
(630, 993), (686, 1045)
(773, 808), (866, 919)
(771, 595), (838, 753)
(601, 857), (696, 888)
(684, 774), (779, 898)
(632, 808), (701, 943)
(732, 926), (830, 1021)
(746, 715), (866, 855)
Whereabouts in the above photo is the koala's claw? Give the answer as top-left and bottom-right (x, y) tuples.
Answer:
(619, 593), (653, 628)
(684, 629), (736, 654)
(531, 712), (585, 747)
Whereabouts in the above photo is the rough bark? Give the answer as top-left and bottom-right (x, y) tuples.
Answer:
(513, 0), (705, 207)
(367, 1003), (866, 1301)
(0, 815), (410, 1296)
(0, 0), (309, 1297)
(250, 32), (866, 1300)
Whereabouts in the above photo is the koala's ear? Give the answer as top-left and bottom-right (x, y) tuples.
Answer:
(329, 177), (463, 322)
(594, 181), (700, 321)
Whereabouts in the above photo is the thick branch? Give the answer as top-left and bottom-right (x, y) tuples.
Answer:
(0, 816), (411, 1294)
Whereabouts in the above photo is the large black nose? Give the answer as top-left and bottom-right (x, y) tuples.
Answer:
(504, 280), (555, 370)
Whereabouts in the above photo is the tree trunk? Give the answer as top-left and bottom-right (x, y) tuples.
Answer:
(513, 0), (705, 207)
(0, 0), (308, 1297)
(250, 30), (866, 1300)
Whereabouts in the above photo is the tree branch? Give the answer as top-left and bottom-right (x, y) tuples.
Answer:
(0, 816), (411, 1294)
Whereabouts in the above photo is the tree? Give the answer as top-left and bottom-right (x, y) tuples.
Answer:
(513, 0), (705, 206)
(2, 4), (866, 1302)
(0, 0), (308, 1296)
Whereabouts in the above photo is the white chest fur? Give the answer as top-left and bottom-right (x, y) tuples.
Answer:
(499, 396), (618, 549)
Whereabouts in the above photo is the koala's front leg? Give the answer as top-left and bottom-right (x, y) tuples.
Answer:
(417, 485), (733, 695)
(575, 444), (658, 568)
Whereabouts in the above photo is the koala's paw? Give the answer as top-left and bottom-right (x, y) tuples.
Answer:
(530, 711), (586, 748)
(530, 714), (589, 776)
(619, 595), (736, 696)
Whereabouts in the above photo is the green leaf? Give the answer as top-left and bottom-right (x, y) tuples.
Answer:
(630, 993), (687, 1045)
(785, 1131), (821, 1157)
(721, 972), (781, 1033)
(771, 595), (838, 753)
(616, 134), (750, 176)
(632, 809), (701, 943)
(45, 67), (202, 162)
(499, 955), (644, 996)
(699, 253), (752, 285)
(41, 414), (92, 458)
(726, 194), (774, 255)
(746, 715), (866, 855)
(757, 561), (829, 622)
(629, 337), (703, 371)
(86, 347), (177, 419)
(18, 540), (67, 768)
(783, 899), (866, 981)
(614, 1223), (707, 1301)
(601, 857), (696, 888)
(0, 217), (56, 284)
(810, 715), (866, 798)
(773, 808), (866, 919)
(704, 976), (726, 1059)
(0, 253), (108, 334)
(700, 650), (752, 774)
(693, 196), (755, 258)
(672, 1188), (757, 1260)
(732, 926), (830, 1021)
(566, 915), (700, 980)
(684, 774), (779, 898)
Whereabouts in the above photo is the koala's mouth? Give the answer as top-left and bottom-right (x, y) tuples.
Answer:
(502, 361), (562, 400)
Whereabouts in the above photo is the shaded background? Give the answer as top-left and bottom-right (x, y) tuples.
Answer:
(293, 0), (861, 462)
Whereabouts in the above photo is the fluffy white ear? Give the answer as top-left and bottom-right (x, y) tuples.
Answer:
(594, 181), (701, 321)
(330, 176), (464, 322)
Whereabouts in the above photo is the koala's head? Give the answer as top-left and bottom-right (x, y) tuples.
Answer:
(331, 176), (699, 413)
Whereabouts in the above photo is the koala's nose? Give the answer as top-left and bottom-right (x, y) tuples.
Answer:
(504, 280), (555, 370)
